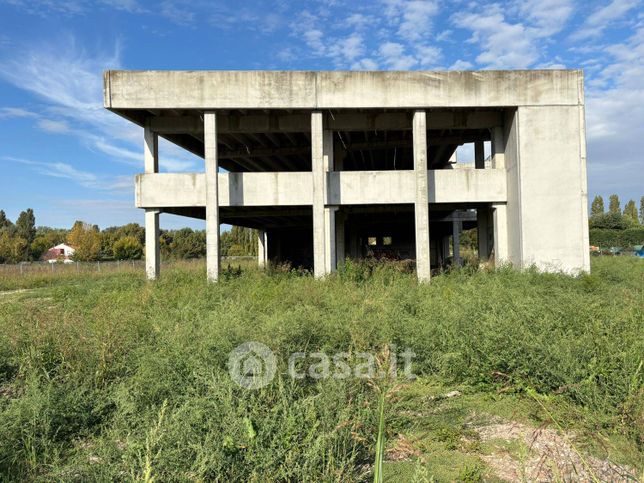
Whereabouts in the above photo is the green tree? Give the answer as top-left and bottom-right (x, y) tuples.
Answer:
(15, 209), (36, 260)
(15, 209), (36, 244)
(221, 226), (258, 256)
(623, 200), (639, 225)
(590, 195), (604, 216)
(160, 228), (206, 260)
(113, 236), (143, 260)
(0, 232), (28, 264)
(102, 223), (145, 258)
(640, 196), (644, 224)
(0, 210), (11, 229)
(67, 221), (101, 261)
(608, 194), (620, 214)
(588, 212), (633, 230)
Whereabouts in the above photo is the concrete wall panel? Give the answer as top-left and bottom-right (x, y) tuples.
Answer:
(516, 105), (589, 273)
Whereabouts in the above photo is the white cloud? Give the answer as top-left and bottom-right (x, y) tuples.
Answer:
(515, 0), (574, 37)
(378, 42), (418, 69)
(160, 0), (195, 25)
(384, 0), (439, 42)
(2, 0), (143, 15)
(352, 58), (379, 70)
(0, 36), (198, 174)
(453, 9), (540, 68)
(287, 2), (442, 70)
(0, 107), (38, 119)
(37, 118), (71, 133)
(328, 33), (366, 65)
(571, 0), (640, 40)
(449, 59), (473, 70)
(584, 26), (644, 200)
(416, 44), (441, 67)
(3, 156), (131, 192)
(345, 13), (375, 29)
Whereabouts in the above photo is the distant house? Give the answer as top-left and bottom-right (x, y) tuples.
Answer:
(41, 244), (75, 263)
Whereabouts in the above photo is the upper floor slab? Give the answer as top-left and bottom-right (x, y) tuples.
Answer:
(104, 70), (584, 111)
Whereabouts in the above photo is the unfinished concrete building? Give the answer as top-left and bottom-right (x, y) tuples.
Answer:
(103, 70), (590, 281)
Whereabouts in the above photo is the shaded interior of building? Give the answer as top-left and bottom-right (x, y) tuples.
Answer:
(118, 107), (503, 270)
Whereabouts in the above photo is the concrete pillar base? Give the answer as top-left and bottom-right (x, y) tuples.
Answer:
(493, 203), (509, 265)
(145, 209), (160, 280)
(258, 230), (268, 268)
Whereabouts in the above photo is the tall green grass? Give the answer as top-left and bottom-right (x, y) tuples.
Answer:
(0, 257), (641, 480)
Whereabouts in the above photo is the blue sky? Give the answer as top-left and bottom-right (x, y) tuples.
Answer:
(0, 0), (642, 230)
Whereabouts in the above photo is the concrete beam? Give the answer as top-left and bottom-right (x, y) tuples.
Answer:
(136, 169), (508, 208)
(148, 111), (503, 135)
(413, 110), (431, 282)
(106, 70), (583, 110)
(204, 112), (220, 282)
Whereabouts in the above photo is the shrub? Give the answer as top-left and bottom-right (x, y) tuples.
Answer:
(112, 236), (143, 260)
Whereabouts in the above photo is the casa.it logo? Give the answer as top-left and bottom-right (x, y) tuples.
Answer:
(228, 341), (277, 390)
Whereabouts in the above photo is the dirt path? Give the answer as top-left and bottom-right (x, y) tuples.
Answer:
(476, 420), (638, 482)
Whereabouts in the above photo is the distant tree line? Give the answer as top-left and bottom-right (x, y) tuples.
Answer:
(0, 208), (258, 263)
(589, 194), (644, 248)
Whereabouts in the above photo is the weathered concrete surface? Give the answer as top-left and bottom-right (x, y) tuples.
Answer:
(413, 111), (431, 281)
(143, 122), (159, 280)
(105, 70), (583, 110)
(311, 112), (326, 278)
(515, 105), (589, 274)
(135, 169), (508, 208)
(204, 112), (219, 282)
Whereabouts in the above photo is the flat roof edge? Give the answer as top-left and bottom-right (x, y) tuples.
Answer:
(104, 70), (584, 110)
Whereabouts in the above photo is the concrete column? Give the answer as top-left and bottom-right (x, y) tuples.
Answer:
(335, 211), (345, 269)
(144, 120), (159, 280)
(311, 111), (326, 278)
(145, 210), (160, 280)
(492, 203), (509, 265)
(492, 126), (505, 169)
(452, 219), (461, 267)
(204, 112), (220, 282)
(475, 140), (485, 169)
(413, 110), (431, 282)
(324, 207), (337, 272)
(323, 129), (337, 273)
(257, 230), (268, 268)
(477, 206), (491, 261)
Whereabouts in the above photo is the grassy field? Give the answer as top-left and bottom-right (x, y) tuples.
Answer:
(0, 257), (642, 481)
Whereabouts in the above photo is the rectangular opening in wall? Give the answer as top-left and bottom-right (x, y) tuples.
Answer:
(209, 109), (311, 172)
